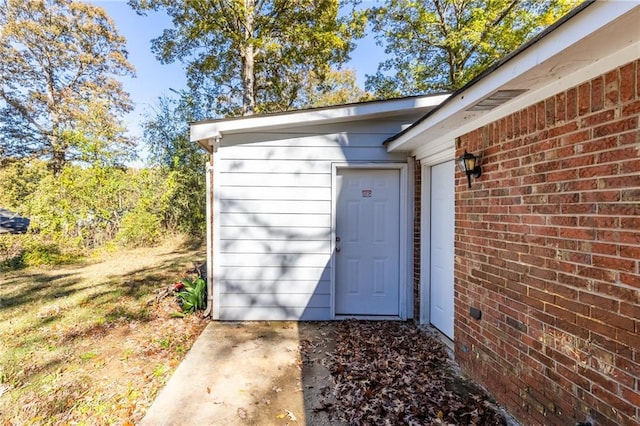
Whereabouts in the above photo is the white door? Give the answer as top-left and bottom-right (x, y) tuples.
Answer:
(335, 168), (400, 316)
(430, 161), (455, 339)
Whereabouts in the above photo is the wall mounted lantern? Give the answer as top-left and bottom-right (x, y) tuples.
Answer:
(456, 150), (482, 188)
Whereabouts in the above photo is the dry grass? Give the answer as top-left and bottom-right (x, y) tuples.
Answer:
(0, 235), (208, 425)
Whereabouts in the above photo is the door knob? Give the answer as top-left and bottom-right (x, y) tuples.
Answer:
(336, 247), (341, 253)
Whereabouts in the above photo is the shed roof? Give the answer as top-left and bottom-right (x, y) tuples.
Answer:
(190, 94), (449, 152)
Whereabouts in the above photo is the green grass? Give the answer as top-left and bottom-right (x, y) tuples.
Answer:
(0, 235), (207, 425)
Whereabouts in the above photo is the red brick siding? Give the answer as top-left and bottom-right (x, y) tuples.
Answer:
(454, 60), (640, 425)
(414, 157), (421, 320)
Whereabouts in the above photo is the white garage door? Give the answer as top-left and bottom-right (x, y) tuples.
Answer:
(430, 161), (455, 339)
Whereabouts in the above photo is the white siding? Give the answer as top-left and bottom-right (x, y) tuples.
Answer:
(215, 119), (410, 320)
(219, 187), (332, 200)
(222, 173), (331, 187)
(219, 226), (329, 240)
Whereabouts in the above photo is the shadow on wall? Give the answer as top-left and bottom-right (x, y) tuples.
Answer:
(212, 123), (411, 320)
(216, 194), (333, 321)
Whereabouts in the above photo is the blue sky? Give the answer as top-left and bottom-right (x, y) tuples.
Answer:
(90, 0), (384, 140)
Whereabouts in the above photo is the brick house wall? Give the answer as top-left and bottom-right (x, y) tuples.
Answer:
(453, 59), (640, 425)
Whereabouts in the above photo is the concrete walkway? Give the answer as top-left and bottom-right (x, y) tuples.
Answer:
(140, 321), (340, 426)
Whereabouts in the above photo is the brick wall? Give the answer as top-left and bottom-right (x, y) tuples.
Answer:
(454, 59), (640, 425)
(414, 156), (421, 320)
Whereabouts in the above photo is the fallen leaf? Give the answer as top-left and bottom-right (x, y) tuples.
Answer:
(323, 321), (507, 425)
(285, 409), (297, 421)
(237, 407), (247, 419)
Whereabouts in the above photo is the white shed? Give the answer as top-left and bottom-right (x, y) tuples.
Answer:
(190, 95), (448, 320)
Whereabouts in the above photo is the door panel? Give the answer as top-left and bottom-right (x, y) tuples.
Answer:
(430, 161), (455, 339)
(335, 169), (400, 315)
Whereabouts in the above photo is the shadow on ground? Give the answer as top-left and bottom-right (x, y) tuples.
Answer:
(140, 321), (507, 425)
(139, 322), (342, 426)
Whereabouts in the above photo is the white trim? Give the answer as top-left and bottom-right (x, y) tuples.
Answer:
(330, 163), (409, 320)
(191, 94), (450, 149)
(211, 150), (222, 320)
(204, 162), (214, 318)
(419, 152), (457, 328)
(406, 158), (415, 320)
(411, 40), (640, 159)
(416, 144), (456, 165)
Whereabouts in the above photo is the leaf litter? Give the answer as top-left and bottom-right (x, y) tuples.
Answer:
(315, 320), (507, 426)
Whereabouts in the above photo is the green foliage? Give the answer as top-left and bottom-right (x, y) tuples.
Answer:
(161, 169), (206, 236)
(0, 160), (48, 212)
(128, 0), (365, 116)
(0, 0), (136, 175)
(0, 234), (25, 270)
(177, 277), (206, 313)
(25, 166), (129, 249)
(21, 240), (64, 266)
(116, 208), (162, 248)
(0, 159), (204, 259)
(299, 68), (372, 108)
(365, 0), (580, 96)
(0, 234), (81, 270)
(141, 94), (207, 236)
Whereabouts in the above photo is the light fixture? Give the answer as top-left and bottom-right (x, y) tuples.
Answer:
(456, 150), (482, 188)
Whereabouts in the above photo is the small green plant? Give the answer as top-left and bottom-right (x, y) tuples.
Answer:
(176, 277), (206, 313)
(79, 351), (98, 361)
(153, 363), (168, 378)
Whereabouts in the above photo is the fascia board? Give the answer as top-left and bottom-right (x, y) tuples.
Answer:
(412, 38), (640, 161)
(190, 94), (449, 148)
(387, 1), (640, 154)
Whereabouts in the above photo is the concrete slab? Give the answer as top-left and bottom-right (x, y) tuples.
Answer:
(140, 321), (342, 426)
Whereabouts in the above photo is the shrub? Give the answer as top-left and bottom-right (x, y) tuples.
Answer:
(0, 160), (205, 256)
(21, 237), (80, 266)
(0, 234), (25, 271)
(0, 234), (80, 269)
(116, 209), (162, 248)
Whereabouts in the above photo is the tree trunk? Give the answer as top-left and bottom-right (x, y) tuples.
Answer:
(49, 119), (66, 176)
(50, 143), (66, 176)
(241, 0), (256, 116)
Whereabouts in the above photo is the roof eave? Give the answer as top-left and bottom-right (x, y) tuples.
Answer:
(386, 1), (640, 155)
(190, 94), (450, 152)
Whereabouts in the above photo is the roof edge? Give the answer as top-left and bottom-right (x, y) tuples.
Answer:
(190, 93), (450, 145)
(382, 0), (596, 146)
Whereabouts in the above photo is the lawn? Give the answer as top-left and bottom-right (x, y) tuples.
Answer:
(0, 236), (208, 425)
